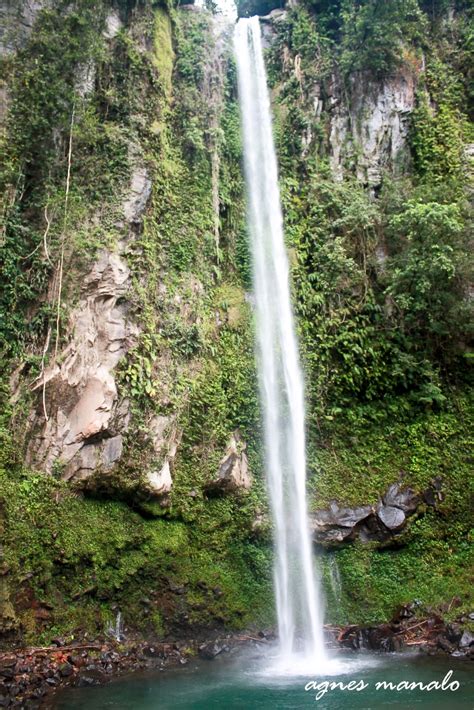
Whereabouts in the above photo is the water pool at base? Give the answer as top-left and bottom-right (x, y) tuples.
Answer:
(51, 648), (473, 709)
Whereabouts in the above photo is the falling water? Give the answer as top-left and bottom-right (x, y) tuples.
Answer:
(234, 18), (326, 666)
(106, 611), (123, 642)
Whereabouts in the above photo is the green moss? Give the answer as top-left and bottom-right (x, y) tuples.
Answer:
(309, 389), (473, 513)
(312, 390), (473, 625)
(0, 468), (271, 642)
(320, 526), (473, 626)
(153, 7), (175, 98)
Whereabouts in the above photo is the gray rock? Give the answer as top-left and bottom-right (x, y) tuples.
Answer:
(311, 503), (372, 529)
(309, 481), (424, 546)
(377, 504), (406, 530)
(25, 248), (138, 481)
(102, 436), (123, 467)
(383, 483), (419, 513)
(459, 631), (474, 648)
(328, 67), (417, 187)
(59, 663), (73, 678)
(205, 432), (251, 495)
(0, 0), (50, 56)
(103, 10), (122, 40)
(198, 642), (224, 660)
(309, 503), (372, 544)
(122, 165), (151, 224)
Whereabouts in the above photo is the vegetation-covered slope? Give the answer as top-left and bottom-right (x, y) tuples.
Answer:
(0, 0), (270, 644)
(0, 0), (472, 645)
(264, 0), (473, 623)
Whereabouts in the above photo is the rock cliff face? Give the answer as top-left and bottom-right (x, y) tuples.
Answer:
(24, 169), (147, 482)
(1, 0), (268, 645)
(5, 1), (240, 500)
(0, 0), (49, 54)
(328, 67), (418, 187)
(264, 8), (419, 189)
(205, 432), (251, 495)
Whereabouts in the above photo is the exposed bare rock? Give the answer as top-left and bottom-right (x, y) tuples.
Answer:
(62, 435), (124, 483)
(383, 482), (419, 513)
(25, 249), (137, 478)
(0, 0), (50, 56)
(205, 432), (251, 495)
(376, 504), (406, 530)
(103, 10), (122, 40)
(75, 61), (96, 98)
(146, 462), (173, 497)
(23, 153), (153, 482)
(309, 503), (374, 544)
(123, 164), (152, 224)
(143, 416), (182, 501)
(328, 67), (418, 187)
(260, 9), (287, 47)
(310, 482), (423, 547)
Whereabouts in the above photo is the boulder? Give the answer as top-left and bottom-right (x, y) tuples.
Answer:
(459, 630), (474, 648)
(309, 481), (425, 547)
(146, 461), (172, 497)
(205, 432), (251, 495)
(309, 503), (372, 545)
(198, 641), (224, 660)
(376, 504), (406, 530)
(383, 483), (419, 513)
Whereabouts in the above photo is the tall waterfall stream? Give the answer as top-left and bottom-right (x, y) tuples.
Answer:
(234, 17), (326, 668)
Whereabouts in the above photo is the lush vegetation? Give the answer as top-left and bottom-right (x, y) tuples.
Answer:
(267, 0), (473, 623)
(0, 0), (271, 642)
(0, 0), (472, 643)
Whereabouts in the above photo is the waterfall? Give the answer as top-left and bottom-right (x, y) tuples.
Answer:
(234, 17), (326, 666)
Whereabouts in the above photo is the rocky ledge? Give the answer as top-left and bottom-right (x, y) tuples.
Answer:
(309, 480), (443, 546)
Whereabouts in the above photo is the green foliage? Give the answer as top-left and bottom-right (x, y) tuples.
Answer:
(0, 0), (131, 360)
(315, 389), (473, 624)
(153, 7), (174, 97)
(386, 200), (472, 358)
(321, 528), (473, 625)
(411, 57), (471, 181)
(0, 468), (271, 641)
(339, 0), (427, 77)
(281, 172), (470, 427)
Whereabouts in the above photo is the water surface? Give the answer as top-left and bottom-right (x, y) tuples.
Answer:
(52, 648), (473, 709)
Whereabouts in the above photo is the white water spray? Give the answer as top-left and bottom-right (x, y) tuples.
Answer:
(234, 17), (326, 667)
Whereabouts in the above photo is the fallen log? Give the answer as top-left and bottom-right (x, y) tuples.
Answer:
(3, 643), (103, 657)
